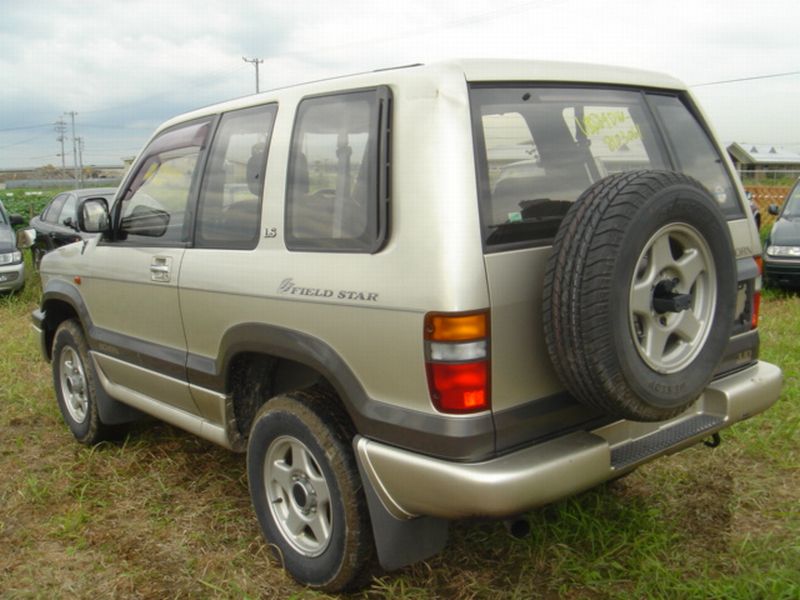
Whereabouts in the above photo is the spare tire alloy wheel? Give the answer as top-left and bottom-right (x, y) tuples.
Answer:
(629, 223), (716, 374)
(543, 170), (737, 422)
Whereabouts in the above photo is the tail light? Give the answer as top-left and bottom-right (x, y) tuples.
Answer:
(752, 256), (763, 329)
(424, 310), (490, 413)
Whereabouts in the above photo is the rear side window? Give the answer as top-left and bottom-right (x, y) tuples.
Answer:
(43, 193), (69, 224)
(59, 194), (78, 227)
(285, 87), (390, 252)
(195, 104), (277, 249)
(648, 95), (742, 218)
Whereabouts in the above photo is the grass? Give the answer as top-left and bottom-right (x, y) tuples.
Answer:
(1, 268), (798, 598)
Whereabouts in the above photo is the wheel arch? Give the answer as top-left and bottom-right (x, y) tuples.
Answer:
(188, 323), (371, 447)
(39, 280), (88, 360)
(38, 279), (143, 425)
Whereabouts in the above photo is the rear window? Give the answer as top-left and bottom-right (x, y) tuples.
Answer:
(470, 85), (742, 249)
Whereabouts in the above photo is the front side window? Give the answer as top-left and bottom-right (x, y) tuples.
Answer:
(195, 104), (277, 249)
(471, 86), (667, 248)
(285, 88), (390, 252)
(116, 119), (211, 244)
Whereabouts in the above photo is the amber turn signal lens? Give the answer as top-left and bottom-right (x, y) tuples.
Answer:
(425, 311), (488, 341)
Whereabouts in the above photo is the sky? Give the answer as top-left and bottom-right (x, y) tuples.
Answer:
(1, 0), (798, 170)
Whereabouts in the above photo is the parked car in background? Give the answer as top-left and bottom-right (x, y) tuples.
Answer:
(29, 187), (117, 269)
(0, 200), (25, 293)
(764, 178), (800, 288)
(745, 191), (761, 230)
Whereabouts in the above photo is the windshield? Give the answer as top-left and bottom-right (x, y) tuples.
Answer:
(784, 182), (800, 217)
(470, 85), (742, 249)
(0, 205), (7, 225)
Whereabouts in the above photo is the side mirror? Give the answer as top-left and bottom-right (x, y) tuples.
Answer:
(9, 214), (24, 227)
(78, 197), (111, 233)
(768, 204), (780, 216)
(16, 228), (36, 249)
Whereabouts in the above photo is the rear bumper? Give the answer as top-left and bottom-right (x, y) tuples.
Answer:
(356, 360), (782, 520)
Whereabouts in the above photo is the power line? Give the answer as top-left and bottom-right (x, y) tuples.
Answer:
(691, 70), (800, 87)
(0, 132), (51, 150)
(0, 123), (52, 133)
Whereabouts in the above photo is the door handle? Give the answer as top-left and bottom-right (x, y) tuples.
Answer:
(150, 257), (172, 282)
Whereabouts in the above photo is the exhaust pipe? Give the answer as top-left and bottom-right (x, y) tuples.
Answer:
(504, 517), (531, 539)
(704, 433), (721, 448)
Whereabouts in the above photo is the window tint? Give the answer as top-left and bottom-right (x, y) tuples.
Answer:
(648, 94), (741, 218)
(286, 88), (389, 252)
(59, 193), (78, 227)
(472, 86), (666, 248)
(195, 104), (277, 249)
(44, 193), (69, 224)
(117, 120), (211, 244)
(784, 181), (800, 217)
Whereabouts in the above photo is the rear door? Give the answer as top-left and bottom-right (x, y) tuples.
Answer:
(470, 84), (751, 451)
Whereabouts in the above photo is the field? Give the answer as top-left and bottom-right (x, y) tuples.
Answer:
(1, 265), (799, 599)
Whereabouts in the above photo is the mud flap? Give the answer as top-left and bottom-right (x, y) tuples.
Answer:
(354, 439), (449, 571)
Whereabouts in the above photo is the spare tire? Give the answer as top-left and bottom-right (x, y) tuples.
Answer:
(542, 170), (737, 422)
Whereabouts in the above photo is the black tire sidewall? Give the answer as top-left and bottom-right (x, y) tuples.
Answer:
(608, 183), (736, 411)
(52, 321), (102, 442)
(247, 405), (349, 588)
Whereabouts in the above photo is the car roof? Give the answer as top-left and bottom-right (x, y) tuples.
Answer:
(74, 187), (117, 199)
(155, 58), (686, 136)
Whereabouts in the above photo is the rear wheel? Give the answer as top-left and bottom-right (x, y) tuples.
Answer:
(247, 389), (374, 591)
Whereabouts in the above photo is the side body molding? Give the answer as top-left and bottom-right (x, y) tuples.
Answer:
(187, 323), (497, 461)
(38, 287), (496, 460)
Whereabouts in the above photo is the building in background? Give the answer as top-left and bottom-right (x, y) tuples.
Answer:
(727, 143), (800, 182)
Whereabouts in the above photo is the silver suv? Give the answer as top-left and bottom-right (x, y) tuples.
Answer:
(31, 60), (782, 591)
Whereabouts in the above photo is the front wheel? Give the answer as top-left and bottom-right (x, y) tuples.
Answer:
(247, 389), (374, 591)
(52, 320), (115, 444)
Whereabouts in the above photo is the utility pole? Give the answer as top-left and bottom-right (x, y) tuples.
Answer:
(65, 111), (79, 189)
(54, 118), (67, 176)
(242, 56), (264, 93)
(76, 137), (85, 186)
